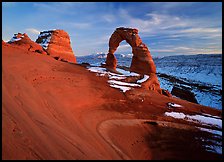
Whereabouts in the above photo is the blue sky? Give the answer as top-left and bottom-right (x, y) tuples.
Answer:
(2, 2), (222, 56)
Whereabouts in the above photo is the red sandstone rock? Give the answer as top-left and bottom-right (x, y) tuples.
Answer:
(141, 73), (162, 94)
(36, 30), (76, 63)
(8, 33), (47, 55)
(2, 40), (8, 46)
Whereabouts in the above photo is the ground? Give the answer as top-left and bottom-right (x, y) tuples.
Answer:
(2, 44), (222, 160)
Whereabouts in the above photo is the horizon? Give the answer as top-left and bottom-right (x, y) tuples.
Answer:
(2, 2), (222, 57)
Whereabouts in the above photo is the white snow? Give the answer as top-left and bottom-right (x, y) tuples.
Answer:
(201, 113), (222, 119)
(165, 112), (186, 119)
(108, 80), (141, 87)
(37, 32), (52, 50)
(164, 112), (222, 128)
(205, 144), (222, 155)
(38, 32), (50, 38)
(197, 127), (222, 136)
(137, 75), (149, 83)
(87, 66), (143, 93)
(116, 68), (140, 76)
(9, 37), (22, 42)
(9, 34), (24, 43)
(88, 66), (107, 74)
(167, 102), (183, 108)
(109, 84), (132, 92)
(196, 127), (222, 154)
(189, 114), (222, 128)
(109, 75), (127, 80)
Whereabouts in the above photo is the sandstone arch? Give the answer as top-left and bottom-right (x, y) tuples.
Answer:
(105, 27), (166, 94)
(105, 27), (156, 75)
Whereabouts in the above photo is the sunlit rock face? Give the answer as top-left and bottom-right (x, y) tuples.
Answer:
(36, 29), (76, 63)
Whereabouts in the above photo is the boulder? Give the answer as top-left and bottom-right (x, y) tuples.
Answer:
(36, 29), (76, 63)
(171, 85), (198, 104)
(8, 33), (47, 54)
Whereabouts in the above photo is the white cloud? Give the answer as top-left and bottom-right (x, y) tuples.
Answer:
(151, 46), (222, 55)
(70, 23), (91, 29)
(117, 44), (131, 52)
(180, 27), (221, 34)
(116, 9), (222, 40)
(151, 49), (175, 53)
(117, 10), (189, 35)
(56, 22), (91, 29)
(102, 15), (116, 23)
(25, 28), (40, 34)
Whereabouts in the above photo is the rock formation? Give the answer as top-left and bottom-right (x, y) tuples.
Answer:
(105, 27), (156, 74)
(8, 33), (47, 55)
(105, 27), (163, 94)
(36, 29), (76, 63)
(171, 85), (198, 103)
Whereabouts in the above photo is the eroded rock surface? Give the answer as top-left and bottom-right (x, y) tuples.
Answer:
(36, 29), (76, 63)
(8, 33), (47, 55)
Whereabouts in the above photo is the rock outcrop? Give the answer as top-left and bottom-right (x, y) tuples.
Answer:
(105, 27), (162, 94)
(8, 33), (47, 55)
(171, 85), (198, 104)
(36, 29), (76, 63)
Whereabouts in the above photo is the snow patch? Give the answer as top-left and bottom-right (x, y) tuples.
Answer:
(87, 66), (143, 93)
(196, 127), (222, 154)
(164, 112), (222, 128)
(88, 67), (107, 74)
(9, 34), (24, 43)
(109, 84), (132, 93)
(108, 80), (141, 87)
(137, 75), (149, 83)
(116, 68), (140, 76)
(109, 75), (127, 80)
(9, 37), (22, 42)
(167, 102), (183, 108)
(37, 32), (52, 50)
(197, 127), (222, 136)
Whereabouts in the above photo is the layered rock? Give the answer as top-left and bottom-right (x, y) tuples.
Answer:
(105, 27), (163, 94)
(36, 29), (76, 63)
(7, 33), (47, 54)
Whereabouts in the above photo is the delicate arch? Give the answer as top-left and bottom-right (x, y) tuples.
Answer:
(105, 27), (156, 75)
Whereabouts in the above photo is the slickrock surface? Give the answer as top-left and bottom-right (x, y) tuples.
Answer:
(2, 42), (222, 160)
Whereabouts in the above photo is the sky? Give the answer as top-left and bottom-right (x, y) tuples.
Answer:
(2, 2), (222, 57)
